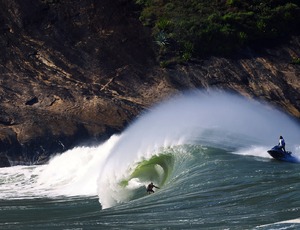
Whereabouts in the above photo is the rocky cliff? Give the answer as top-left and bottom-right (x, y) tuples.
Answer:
(0, 0), (299, 167)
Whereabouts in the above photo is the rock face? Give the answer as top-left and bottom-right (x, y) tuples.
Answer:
(0, 0), (300, 167)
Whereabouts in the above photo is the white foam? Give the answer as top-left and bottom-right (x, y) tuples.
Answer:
(257, 217), (300, 228)
(0, 135), (120, 199)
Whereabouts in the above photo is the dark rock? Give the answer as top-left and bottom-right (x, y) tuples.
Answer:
(0, 0), (300, 167)
(25, 97), (39, 105)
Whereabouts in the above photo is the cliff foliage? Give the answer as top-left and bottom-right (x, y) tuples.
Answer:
(134, 0), (300, 64)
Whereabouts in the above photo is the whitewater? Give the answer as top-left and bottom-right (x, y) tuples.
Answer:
(1, 90), (300, 229)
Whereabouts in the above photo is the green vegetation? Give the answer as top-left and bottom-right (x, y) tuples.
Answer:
(134, 0), (300, 62)
(291, 57), (300, 65)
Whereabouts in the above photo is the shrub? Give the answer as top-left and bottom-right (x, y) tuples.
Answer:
(134, 0), (300, 62)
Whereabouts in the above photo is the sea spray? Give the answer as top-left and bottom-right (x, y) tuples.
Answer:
(34, 135), (121, 197)
(0, 135), (120, 199)
(97, 90), (300, 208)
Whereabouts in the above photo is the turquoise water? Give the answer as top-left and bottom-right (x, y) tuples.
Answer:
(1, 91), (300, 229)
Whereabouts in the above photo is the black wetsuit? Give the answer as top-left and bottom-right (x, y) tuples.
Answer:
(147, 183), (158, 193)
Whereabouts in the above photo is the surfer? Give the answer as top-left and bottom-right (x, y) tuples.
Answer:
(278, 136), (286, 152)
(147, 182), (159, 194)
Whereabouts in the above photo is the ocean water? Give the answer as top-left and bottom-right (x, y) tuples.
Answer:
(1, 91), (300, 229)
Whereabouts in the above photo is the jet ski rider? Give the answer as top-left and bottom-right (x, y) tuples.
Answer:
(278, 136), (286, 152)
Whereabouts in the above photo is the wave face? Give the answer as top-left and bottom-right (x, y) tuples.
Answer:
(1, 90), (300, 229)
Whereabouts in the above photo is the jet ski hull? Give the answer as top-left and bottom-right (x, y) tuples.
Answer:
(267, 146), (298, 163)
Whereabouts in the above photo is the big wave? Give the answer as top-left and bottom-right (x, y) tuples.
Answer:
(2, 90), (300, 209)
(96, 91), (300, 208)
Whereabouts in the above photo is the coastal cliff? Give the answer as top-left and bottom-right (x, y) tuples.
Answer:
(0, 0), (299, 166)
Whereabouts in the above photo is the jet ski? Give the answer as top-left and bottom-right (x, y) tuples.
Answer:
(267, 145), (298, 163)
